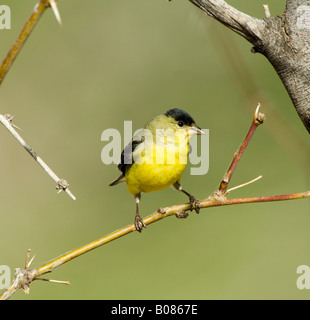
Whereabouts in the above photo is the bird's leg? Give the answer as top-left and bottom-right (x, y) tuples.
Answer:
(173, 182), (200, 214)
(134, 193), (146, 232)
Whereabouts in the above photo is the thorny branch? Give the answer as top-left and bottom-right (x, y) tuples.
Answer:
(0, 0), (309, 300)
(0, 0), (62, 85)
(218, 104), (265, 194)
(0, 1), (74, 198)
(0, 114), (76, 200)
(1, 104), (309, 300)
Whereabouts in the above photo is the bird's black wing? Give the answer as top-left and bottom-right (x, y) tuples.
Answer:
(118, 139), (144, 175)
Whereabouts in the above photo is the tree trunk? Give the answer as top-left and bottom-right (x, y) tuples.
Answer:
(188, 0), (310, 133)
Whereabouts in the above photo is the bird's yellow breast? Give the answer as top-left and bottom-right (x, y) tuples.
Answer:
(125, 141), (189, 195)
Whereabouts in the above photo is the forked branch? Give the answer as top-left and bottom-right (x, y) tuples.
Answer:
(0, 0), (74, 199)
(187, 0), (310, 133)
(218, 104), (265, 194)
(1, 104), (309, 300)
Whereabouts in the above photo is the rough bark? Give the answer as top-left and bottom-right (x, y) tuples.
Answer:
(189, 0), (310, 133)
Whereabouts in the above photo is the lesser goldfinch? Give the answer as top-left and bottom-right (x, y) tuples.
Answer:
(109, 108), (205, 232)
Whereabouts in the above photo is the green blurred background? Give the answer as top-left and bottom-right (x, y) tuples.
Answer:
(0, 0), (309, 300)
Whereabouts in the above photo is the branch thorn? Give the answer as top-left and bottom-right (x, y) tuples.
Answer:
(49, 0), (62, 26)
(4, 114), (22, 131)
(226, 175), (263, 195)
(25, 248), (36, 270)
(36, 278), (70, 286)
(263, 4), (271, 18)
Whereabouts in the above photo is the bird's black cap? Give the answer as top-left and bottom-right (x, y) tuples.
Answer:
(165, 108), (195, 126)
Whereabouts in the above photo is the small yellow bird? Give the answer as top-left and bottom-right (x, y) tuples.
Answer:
(109, 108), (204, 232)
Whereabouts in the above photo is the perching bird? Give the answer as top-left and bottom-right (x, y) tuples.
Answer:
(109, 108), (205, 232)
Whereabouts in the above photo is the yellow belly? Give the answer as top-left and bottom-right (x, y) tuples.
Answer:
(125, 161), (187, 195)
(125, 138), (189, 195)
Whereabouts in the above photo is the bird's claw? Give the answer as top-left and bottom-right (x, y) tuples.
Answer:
(135, 215), (146, 233)
(189, 195), (200, 214)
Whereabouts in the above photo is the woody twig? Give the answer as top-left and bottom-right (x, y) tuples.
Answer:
(1, 104), (309, 300)
(0, 114), (76, 200)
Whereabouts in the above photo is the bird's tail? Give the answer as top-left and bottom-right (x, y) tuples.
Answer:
(109, 174), (126, 186)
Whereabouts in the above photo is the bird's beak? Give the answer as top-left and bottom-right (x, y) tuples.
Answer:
(188, 124), (205, 136)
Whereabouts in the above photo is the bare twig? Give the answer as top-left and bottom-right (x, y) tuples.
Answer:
(207, 19), (310, 176)
(0, 0), (47, 85)
(0, 0), (62, 85)
(0, 114), (76, 200)
(0, 1), (73, 199)
(1, 189), (309, 300)
(1, 105), (309, 300)
(218, 104), (265, 194)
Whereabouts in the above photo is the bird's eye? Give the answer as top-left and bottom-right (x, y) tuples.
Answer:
(178, 121), (184, 127)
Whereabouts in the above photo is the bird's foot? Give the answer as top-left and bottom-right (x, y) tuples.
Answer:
(135, 215), (146, 233)
(189, 195), (200, 214)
